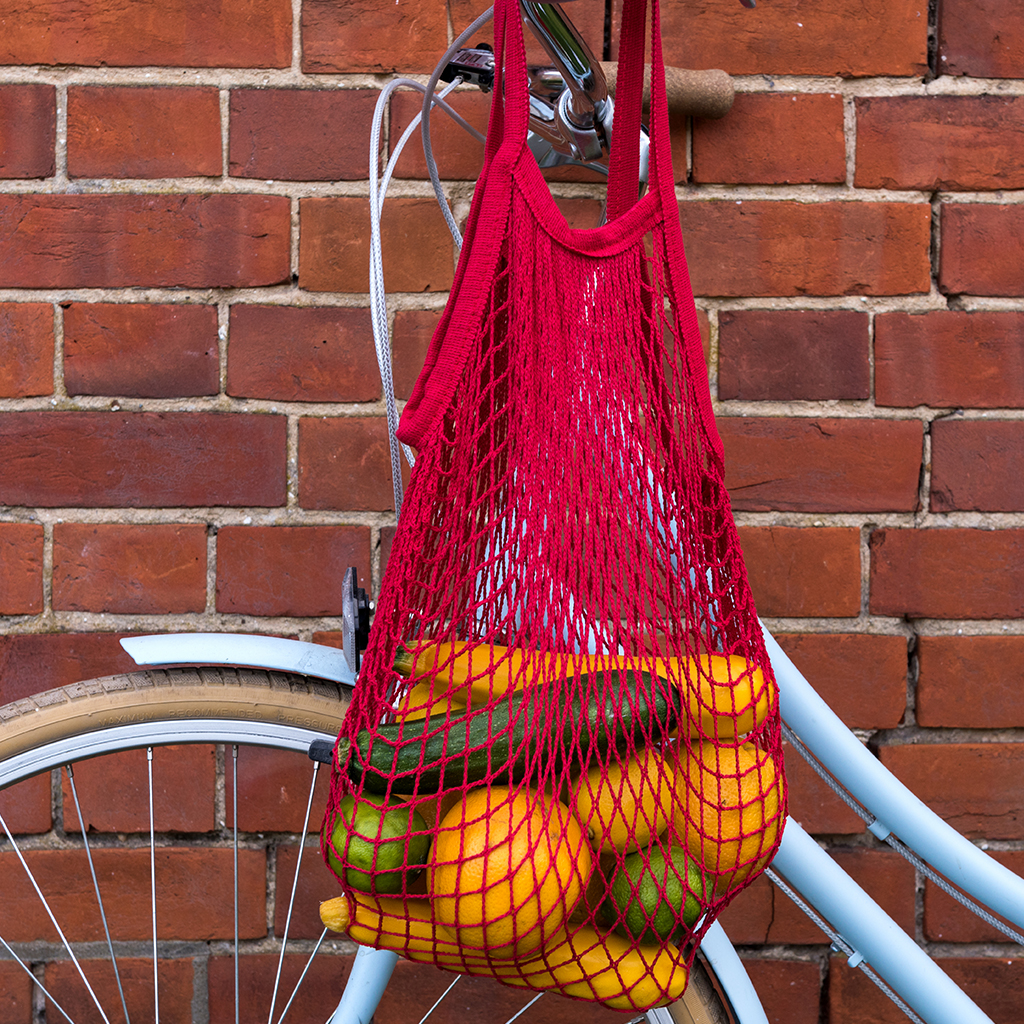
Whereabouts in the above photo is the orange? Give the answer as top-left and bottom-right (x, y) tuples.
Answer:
(676, 740), (782, 894)
(428, 786), (591, 960)
(569, 746), (674, 854)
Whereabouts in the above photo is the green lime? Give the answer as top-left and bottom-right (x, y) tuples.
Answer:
(603, 844), (706, 945)
(324, 794), (430, 894)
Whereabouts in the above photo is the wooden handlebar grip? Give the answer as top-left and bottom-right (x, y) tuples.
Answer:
(598, 63), (735, 119)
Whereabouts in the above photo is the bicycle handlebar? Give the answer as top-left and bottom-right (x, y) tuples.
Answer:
(598, 63), (735, 120)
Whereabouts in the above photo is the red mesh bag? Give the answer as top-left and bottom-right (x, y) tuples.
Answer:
(322, 0), (786, 1010)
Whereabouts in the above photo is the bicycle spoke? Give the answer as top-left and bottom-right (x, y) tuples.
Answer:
(505, 990), (546, 1024)
(0, 931), (77, 1024)
(64, 763), (132, 1024)
(275, 927), (329, 1024)
(417, 975), (462, 1024)
(268, 758), (322, 1024)
(148, 747), (160, 1024)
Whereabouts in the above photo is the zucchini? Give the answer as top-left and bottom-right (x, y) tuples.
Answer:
(339, 669), (680, 795)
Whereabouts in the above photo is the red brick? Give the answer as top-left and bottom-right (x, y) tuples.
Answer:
(63, 302), (218, 398)
(774, 633), (907, 730)
(721, 418), (922, 513)
(227, 305), (379, 402)
(390, 89), (488, 182)
(783, 740), (865, 835)
(227, 745), (332, 834)
(0, 522), (43, 614)
(939, 0), (1024, 79)
(0, 632), (138, 703)
(856, 96), (1024, 191)
(924, 849), (1024, 942)
(881, 742), (1024, 839)
(302, 0), (447, 74)
(0, 411), (286, 508)
(875, 311), (1024, 409)
(208, 954), (352, 1023)
(694, 93), (845, 185)
(1, 847), (265, 942)
(46, 958), (193, 1023)
(0, 302), (52, 397)
(917, 636), (1024, 729)
(62, 745), (215, 833)
(737, 527), (861, 618)
(230, 89), (378, 181)
(719, 310), (869, 402)
(646, 0), (928, 77)
(0, 775), (51, 834)
(67, 86), (220, 179)
(274, 843), (343, 939)
(870, 528), (1024, 619)
(0, 194), (290, 288)
(52, 523), (206, 614)
(827, 954), (916, 1024)
(216, 525), (371, 616)
(931, 420), (1024, 512)
(450, 0), (606, 60)
(741, 959), (821, 1024)
(298, 416), (400, 512)
(679, 201), (931, 298)
(0, 84), (55, 178)
(940, 205), (1024, 298)
(299, 197), (455, 293)
(0, 962), (32, 1024)
(392, 309), (440, 401)
(0, 0), (291, 68)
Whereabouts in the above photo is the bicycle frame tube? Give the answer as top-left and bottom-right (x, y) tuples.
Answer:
(762, 624), (1024, 929)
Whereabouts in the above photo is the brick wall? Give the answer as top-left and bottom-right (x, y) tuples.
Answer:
(1, 0), (1022, 1021)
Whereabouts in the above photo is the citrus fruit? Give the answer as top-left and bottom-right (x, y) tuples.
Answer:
(324, 793), (430, 894)
(676, 740), (782, 894)
(569, 745), (675, 854)
(603, 844), (706, 944)
(428, 785), (591, 959)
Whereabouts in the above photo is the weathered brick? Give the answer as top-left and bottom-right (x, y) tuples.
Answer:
(230, 88), (378, 181)
(0, 411), (286, 508)
(0, 522), (43, 615)
(875, 311), (1024, 409)
(0, 84), (55, 178)
(740, 959), (821, 1024)
(52, 522), (207, 614)
(62, 746), (216, 833)
(389, 89), (488, 182)
(451, 0), (606, 59)
(0, 0), (291, 68)
(783, 739), (865, 835)
(774, 633), (907, 730)
(46, 958), (193, 1023)
(0, 302), (52, 398)
(924, 849), (1024, 941)
(274, 843), (342, 939)
(226, 745), (332, 834)
(299, 197), (455, 293)
(67, 86), (221, 179)
(0, 775), (51, 835)
(870, 528), (1024, 619)
(694, 93), (845, 185)
(298, 416), (400, 512)
(679, 201), (931, 297)
(0, 632), (138, 704)
(648, 0), (928, 77)
(940, 205), (1024, 298)
(63, 302), (218, 398)
(827, 954), (914, 1024)
(1, 847), (265, 942)
(392, 309), (441, 401)
(931, 419), (1024, 512)
(0, 194), (290, 288)
(227, 305), (379, 402)
(718, 310), (869, 402)
(939, 0), (1024, 79)
(302, 0), (447, 74)
(0, 962), (32, 1024)
(737, 526), (862, 618)
(917, 635), (1024, 729)
(856, 96), (1024, 191)
(721, 417), (922, 512)
(881, 742), (1024, 838)
(216, 525), (371, 616)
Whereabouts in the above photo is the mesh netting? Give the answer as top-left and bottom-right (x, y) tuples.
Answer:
(322, 0), (785, 1011)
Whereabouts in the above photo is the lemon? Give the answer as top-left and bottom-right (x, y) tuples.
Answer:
(603, 844), (706, 945)
(323, 793), (430, 894)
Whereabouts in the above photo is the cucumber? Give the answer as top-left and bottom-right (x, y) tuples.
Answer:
(339, 670), (680, 795)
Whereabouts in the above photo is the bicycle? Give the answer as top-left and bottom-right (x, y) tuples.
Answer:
(1, 3), (1023, 1024)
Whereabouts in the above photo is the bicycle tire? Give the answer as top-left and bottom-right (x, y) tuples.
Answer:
(0, 668), (736, 1024)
